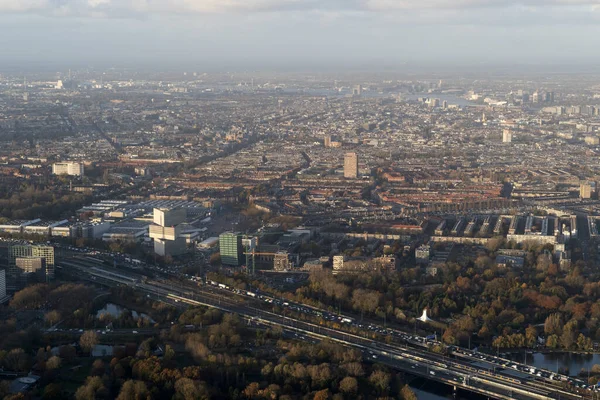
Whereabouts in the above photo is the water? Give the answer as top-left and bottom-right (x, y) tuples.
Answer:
(50, 344), (114, 357)
(409, 378), (482, 400)
(518, 352), (600, 376)
(91, 345), (113, 357)
(412, 387), (450, 399)
(96, 303), (154, 322)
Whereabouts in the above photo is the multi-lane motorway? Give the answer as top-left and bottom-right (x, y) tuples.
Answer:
(58, 256), (595, 400)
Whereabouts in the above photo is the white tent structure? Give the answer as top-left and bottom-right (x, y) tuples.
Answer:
(418, 309), (434, 323)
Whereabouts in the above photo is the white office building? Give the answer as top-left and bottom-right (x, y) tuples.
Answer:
(52, 162), (84, 176)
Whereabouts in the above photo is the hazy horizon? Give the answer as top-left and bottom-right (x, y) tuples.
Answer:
(2, 0), (600, 71)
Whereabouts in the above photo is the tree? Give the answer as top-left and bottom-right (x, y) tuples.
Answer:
(525, 325), (537, 348)
(46, 356), (61, 370)
(560, 327), (576, 349)
(80, 330), (98, 355)
(544, 313), (563, 336)
(210, 253), (221, 266)
(313, 389), (330, 400)
(44, 310), (61, 327)
(43, 383), (63, 400)
(339, 377), (358, 394)
(91, 360), (105, 376)
(351, 289), (380, 320)
(400, 385), (418, 400)
(369, 370), (390, 394)
(243, 382), (260, 398)
(174, 378), (206, 400)
(75, 377), (109, 400)
(546, 334), (559, 349)
(164, 344), (175, 361)
(59, 345), (76, 363)
(116, 380), (151, 400)
(5, 349), (30, 372)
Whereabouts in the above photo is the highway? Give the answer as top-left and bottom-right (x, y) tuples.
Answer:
(57, 257), (595, 400)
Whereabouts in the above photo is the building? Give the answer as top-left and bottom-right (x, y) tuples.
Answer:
(332, 255), (345, 271)
(352, 85), (362, 96)
(153, 207), (186, 227)
(52, 162), (84, 176)
(273, 252), (291, 271)
(324, 135), (331, 148)
(15, 257), (46, 283)
(580, 181), (593, 199)
(415, 244), (431, 265)
(8, 245), (54, 288)
(219, 232), (244, 267)
(154, 239), (187, 257)
(502, 129), (512, 143)
(373, 255), (396, 272)
(149, 208), (188, 257)
(0, 269), (6, 300)
(344, 152), (358, 179)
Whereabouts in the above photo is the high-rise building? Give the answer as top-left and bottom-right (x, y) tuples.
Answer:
(153, 208), (186, 227)
(580, 181), (593, 199)
(324, 135), (331, 148)
(16, 257), (46, 283)
(502, 129), (512, 143)
(344, 152), (358, 179)
(151, 208), (187, 257)
(52, 162), (84, 176)
(8, 245), (54, 288)
(352, 85), (362, 96)
(219, 232), (244, 267)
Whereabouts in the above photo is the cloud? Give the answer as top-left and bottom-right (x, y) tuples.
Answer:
(0, 0), (598, 17)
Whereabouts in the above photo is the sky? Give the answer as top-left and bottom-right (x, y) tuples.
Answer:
(1, 0), (600, 71)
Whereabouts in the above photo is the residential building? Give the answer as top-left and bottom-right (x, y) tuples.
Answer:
(580, 181), (593, 199)
(332, 255), (345, 271)
(344, 152), (358, 179)
(52, 162), (84, 176)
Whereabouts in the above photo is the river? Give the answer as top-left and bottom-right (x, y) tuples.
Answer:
(509, 352), (600, 376)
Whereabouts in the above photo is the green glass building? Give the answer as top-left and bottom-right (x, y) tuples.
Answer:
(219, 232), (243, 267)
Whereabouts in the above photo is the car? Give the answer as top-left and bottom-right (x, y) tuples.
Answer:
(132, 330), (138, 334)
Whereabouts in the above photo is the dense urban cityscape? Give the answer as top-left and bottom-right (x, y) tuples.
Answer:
(0, 66), (599, 399)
